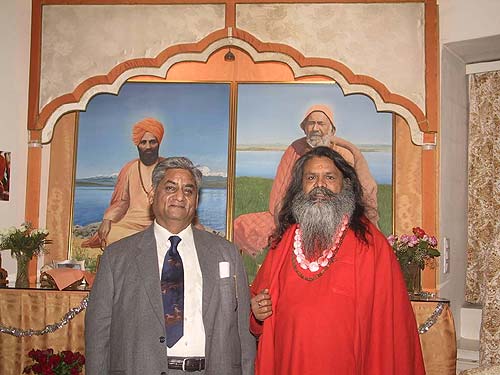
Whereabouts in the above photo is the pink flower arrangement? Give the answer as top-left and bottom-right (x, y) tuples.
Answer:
(23, 349), (85, 375)
(388, 227), (440, 270)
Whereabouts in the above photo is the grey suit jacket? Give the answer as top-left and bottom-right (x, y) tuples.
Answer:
(85, 225), (255, 375)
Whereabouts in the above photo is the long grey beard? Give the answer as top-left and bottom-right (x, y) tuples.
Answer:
(306, 132), (334, 148)
(291, 180), (355, 259)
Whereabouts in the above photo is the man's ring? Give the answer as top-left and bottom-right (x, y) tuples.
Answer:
(258, 301), (263, 307)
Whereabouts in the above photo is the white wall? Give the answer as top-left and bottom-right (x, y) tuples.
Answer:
(0, 0), (31, 228)
(440, 0), (500, 44)
(438, 46), (469, 333)
(0, 0), (31, 278)
(439, 0), (500, 338)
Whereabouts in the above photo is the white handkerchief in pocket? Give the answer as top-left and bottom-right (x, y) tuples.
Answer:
(219, 261), (230, 278)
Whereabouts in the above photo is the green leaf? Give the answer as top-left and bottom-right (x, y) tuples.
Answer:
(428, 249), (440, 257)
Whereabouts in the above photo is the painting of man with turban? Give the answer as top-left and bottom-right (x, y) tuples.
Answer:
(82, 118), (165, 248)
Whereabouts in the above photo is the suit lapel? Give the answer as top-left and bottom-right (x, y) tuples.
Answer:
(134, 225), (165, 327)
(193, 228), (216, 320)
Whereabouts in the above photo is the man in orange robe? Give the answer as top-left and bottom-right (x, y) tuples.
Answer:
(250, 146), (425, 375)
(82, 118), (165, 248)
(234, 104), (379, 256)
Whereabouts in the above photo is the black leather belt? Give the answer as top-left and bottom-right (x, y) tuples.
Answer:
(167, 357), (205, 372)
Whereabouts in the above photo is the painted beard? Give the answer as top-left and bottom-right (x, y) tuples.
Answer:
(306, 131), (334, 148)
(291, 180), (355, 259)
(138, 146), (159, 166)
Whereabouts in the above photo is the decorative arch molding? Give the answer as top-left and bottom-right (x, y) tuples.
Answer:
(37, 28), (433, 146)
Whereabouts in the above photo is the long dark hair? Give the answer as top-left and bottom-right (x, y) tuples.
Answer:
(270, 146), (370, 248)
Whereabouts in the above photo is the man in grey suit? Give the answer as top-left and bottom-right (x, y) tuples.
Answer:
(85, 157), (255, 374)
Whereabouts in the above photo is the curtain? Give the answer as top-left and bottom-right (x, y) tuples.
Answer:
(466, 70), (500, 365)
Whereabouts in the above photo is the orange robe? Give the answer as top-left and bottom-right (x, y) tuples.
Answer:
(82, 158), (163, 247)
(234, 137), (379, 255)
(250, 221), (425, 375)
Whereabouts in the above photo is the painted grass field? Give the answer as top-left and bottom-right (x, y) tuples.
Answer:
(235, 176), (393, 282)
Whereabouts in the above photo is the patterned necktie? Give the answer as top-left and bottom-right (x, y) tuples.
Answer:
(161, 235), (184, 348)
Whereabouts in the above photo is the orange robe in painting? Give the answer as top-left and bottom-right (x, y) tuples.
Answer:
(250, 221), (425, 375)
(234, 136), (379, 255)
(82, 158), (163, 247)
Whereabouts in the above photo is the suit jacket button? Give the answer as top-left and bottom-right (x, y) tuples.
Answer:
(161, 372), (166, 375)
(159, 336), (165, 343)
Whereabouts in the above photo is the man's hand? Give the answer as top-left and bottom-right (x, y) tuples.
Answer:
(251, 289), (272, 322)
(97, 219), (112, 248)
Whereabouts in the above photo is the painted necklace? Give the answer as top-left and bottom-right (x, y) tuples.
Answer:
(137, 160), (154, 196)
(292, 215), (349, 281)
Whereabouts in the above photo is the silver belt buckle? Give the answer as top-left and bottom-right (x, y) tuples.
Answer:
(182, 357), (188, 372)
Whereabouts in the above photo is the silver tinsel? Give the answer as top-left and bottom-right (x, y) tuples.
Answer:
(0, 295), (444, 336)
(0, 296), (88, 337)
(418, 301), (446, 334)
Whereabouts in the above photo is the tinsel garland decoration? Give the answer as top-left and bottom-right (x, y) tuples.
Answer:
(0, 296), (444, 336)
(418, 301), (446, 334)
(0, 296), (88, 337)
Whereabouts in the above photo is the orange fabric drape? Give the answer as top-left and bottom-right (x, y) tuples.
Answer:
(0, 289), (87, 375)
(411, 301), (457, 375)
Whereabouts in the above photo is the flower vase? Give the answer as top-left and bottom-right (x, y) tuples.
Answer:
(402, 263), (421, 295)
(15, 254), (31, 288)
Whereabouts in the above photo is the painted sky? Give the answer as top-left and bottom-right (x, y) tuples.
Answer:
(77, 82), (230, 178)
(237, 83), (393, 146)
(76, 81), (392, 178)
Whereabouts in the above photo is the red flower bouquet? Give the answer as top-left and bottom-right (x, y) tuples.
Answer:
(23, 349), (85, 375)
